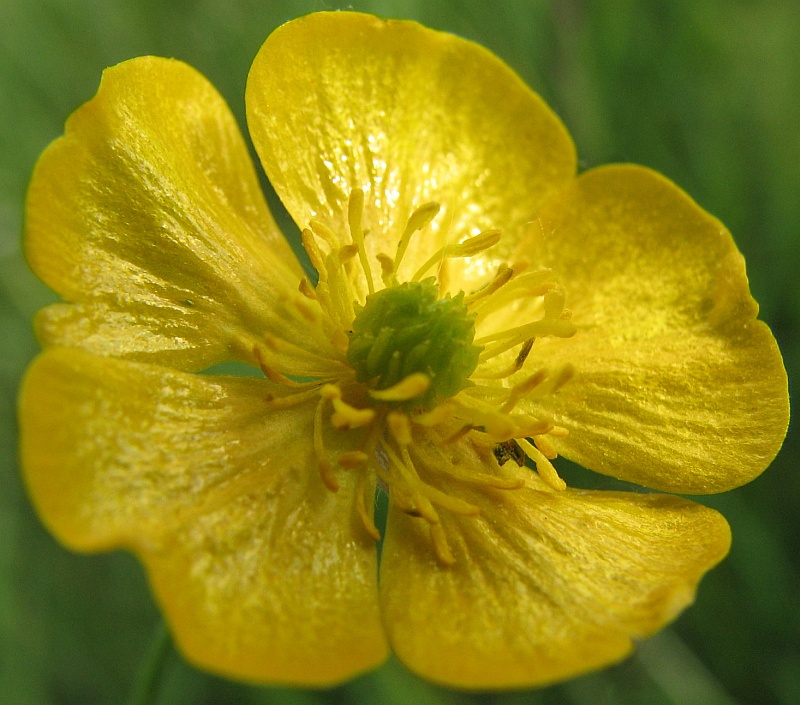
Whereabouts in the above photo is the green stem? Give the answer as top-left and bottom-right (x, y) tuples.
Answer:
(127, 620), (171, 705)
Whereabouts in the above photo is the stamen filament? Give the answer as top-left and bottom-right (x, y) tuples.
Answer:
(348, 188), (375, 295)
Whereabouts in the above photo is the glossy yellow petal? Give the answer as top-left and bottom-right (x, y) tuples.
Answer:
(19, 348), (387, 684)
(246, 11), (575, 296)
(20, 348), (308, 549)
(25, 56), (326, 372)
(143, 467), (386, 686)
(518, 165), (789, 493)
(381, 457), (730, 689)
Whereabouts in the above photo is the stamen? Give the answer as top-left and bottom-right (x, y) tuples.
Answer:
(253, 345), (318, 389)
(368, 372), (431, 402)
(348, 189), (375, 295)
(472, 338), (534, 379)
(338, 244), (359, 262)
(301, 228), (327, 282)
(412, 228), (502, 282)
(320, 384), (376, 428)
(463, 265), (514, 306)
(313, 398), (339, 492)
(475, 318), (576, 347)
(387, 411), (413, 445)
(411, 403), (457, 427)
(376, 253), (396, 287)
(356, 471), (381, 541)
(338, 450), (369, 469)
(298, 277), (317, 300)
(262, 387), (321, 410)
(394, 201), (441, 274)
(517, 438), (566, 491)
(499, 369), (549, 413)
(429, 524), (456, 566)
(533, 434), (558, 459)
(262, 332), (348, 374)
(472, 269), (557, 322)
(308, 219), (339, 248)
(478, 319), (576, 361)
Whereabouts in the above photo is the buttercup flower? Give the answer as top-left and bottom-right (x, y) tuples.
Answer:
(20, 11), (788, 690)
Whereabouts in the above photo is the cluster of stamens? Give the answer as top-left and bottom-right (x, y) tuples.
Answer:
(250, 189), (576, 565)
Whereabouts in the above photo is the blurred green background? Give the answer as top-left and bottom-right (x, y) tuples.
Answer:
(1, 0), (797, 703)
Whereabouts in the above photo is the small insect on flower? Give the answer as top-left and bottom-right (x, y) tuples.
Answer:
(493, 439), (527, 468)
(19, 10), (788, 691)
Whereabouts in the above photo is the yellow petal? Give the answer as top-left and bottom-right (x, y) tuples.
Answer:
(246, 12), (575, 296)
(25, 56), (325, 372)
(380, 465), (730, 689)
(19, 348), (387, 684)
(20, 348), (307, 549)
(518, 164), (789, 493)
(143, 470), (386, 686)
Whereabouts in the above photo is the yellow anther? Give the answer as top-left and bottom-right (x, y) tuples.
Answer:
(476, 319), (576, 347)
(441, 424), (474, 445)
(301, 228), (327, 281)
(518, 438), (566, 491)
(456, 405), (515, 440)
(338, 243), (359, 262)
(355, 472), (381, 541)
(550, 425), (569, 437)
(544, 286), (566, 318)
(309, 219), (339, 247)
(321, 383), (375, 428)
(387, 411), (413, 445)
(510, 416), (554, 437)
(375, 252), (396, 287)
(412, 403), (457, 427)
(320, 384), (342, 401)
(472, 338), (534, 380)
(394, 201), (440, 272)
(463, 265), (514, 306)
(500, 369), (549, 413)
(547, 363), (576, 394)
(412, 228), (502, 281)
(338, 450), (370, 469)
(369, 372), (431, 402)
(331, 404), (376, 429)
(298, 277), (317, 300)
(262, 387), (321, 410)
(448, 228), (502, 257)
(314, 398), (339, 492)
(534, 434), (558, 459)
(430, 524), (456, 566)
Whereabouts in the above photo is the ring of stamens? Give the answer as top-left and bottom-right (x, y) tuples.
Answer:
(258, 188), (577, 565)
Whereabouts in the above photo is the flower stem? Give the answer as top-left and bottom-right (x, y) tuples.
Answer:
(127, 620), (171, 705)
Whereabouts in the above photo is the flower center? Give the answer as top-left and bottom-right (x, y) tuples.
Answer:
(249, 189), (579, 565)
(346, 279), (481, 410)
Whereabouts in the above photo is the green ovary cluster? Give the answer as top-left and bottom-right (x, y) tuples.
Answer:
(346, 278), (482, 410)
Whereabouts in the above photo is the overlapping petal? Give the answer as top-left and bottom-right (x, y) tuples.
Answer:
(19, 348), (387, 684)
(516, 165), (788, 493)
(246, 11), (576, 296)
(25, 57), (332, 373)
(380, 443), (730, 689)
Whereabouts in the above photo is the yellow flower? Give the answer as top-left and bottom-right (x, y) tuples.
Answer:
(19, 11), (788, 690)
